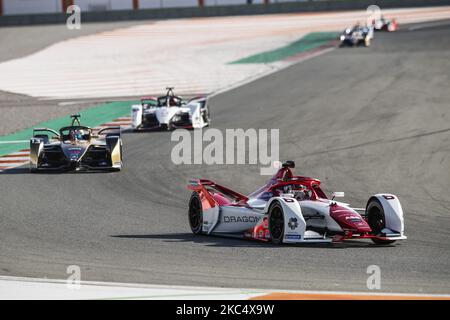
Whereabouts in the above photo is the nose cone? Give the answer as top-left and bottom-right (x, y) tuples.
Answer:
(63, 145), (86, 162)
(156, 107), (170, 124)
(330, 205), (371, 232)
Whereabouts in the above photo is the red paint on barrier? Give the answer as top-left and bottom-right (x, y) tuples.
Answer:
(62, 0), (74, 12)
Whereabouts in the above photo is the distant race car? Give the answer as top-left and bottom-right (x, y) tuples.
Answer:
(187, 161), (406, 245)
(131, 87), (210, 131)
(372, 16), (399, 32)
(30, 114), (122, 172)
(340, 24), (374, 47)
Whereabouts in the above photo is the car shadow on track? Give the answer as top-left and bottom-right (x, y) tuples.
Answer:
(0, 167), (119, 175)
(0, 167), (30, 174)
(110, 233), (393, 249)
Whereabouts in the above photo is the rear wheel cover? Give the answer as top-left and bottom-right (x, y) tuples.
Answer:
(269, 203), (284, 244)
(188, 193), (203, 234)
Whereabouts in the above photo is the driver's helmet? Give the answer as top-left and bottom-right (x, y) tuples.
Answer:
(69, 129), (82, 141)
(353, 21), (362, 31)
(294, 185), (312, 201)
(169, 97), (177, 107)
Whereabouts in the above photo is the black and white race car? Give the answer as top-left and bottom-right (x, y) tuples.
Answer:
(340, 24), (374, 47)
(131, 87), (210, 131)
(30, 114), (122, 172)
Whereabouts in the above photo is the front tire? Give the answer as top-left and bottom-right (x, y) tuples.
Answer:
(366, 198), (395, 245)
(188, 192), (203, 235)
(268, 202), (284, 244)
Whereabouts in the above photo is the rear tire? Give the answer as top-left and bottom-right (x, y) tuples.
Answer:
(366, 198), (395, 245)
(202, 106), (211, 126)
(188, 192), (203, 235)
(268, 202), (284, 244)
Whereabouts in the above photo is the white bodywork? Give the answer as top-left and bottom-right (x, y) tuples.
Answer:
(202, 193), (406, 244)
(131, 98), (207, 129)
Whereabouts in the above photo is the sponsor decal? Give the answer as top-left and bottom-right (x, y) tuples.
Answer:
(288, 217), (298, 230)
(223, 216), (261, 223)
(68, 147), (82, 160)
(345, 216), (362, 223)
(285, 234), (301, 240)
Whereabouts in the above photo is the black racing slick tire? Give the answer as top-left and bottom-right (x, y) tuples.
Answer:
(203, 106), (211, 126)
(366, 198), (396, 245)
(188, 192), (203, 235)
(268, 201), (284, 245)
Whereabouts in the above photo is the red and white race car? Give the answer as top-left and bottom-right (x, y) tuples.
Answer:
(372, 16), (399, 32)
(187, 161), (406, 245)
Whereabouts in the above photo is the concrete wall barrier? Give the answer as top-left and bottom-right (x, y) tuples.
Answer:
(0, 0), (449, 26)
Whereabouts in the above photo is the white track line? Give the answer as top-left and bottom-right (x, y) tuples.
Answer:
(0, 276), (448, 300)
(0, 140), (29, 144)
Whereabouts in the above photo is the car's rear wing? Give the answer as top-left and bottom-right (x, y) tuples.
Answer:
(188, 179), (248, 204)
(187, 96), (206, 103)
(33, 128), (60, 137)
(97, 126), (121, 137)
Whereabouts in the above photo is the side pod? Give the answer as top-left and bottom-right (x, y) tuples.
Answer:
(106, 136), (122, 169)
(187, 99), (206, 129)
(29, 138), (44, 170)
(131, 104), (143, 129)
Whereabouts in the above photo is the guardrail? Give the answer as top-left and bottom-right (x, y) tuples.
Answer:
(0, 0), (449, 26)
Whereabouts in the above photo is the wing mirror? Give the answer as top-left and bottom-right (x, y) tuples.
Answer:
(331, 192), (345, 200)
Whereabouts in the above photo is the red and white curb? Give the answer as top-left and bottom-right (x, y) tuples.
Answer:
(0, 117), (131, 173)
(0, 149), (30, 172)
(93, 116), (133, 132)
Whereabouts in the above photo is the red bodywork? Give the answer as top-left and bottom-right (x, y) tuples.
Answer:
(188, 165), (377, 243)
(373, 18), (399, 32)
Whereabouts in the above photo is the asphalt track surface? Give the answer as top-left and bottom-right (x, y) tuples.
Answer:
(1, 22), (449, 294)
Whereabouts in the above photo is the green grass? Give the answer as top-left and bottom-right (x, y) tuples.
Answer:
(230, 32), (338, 64)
